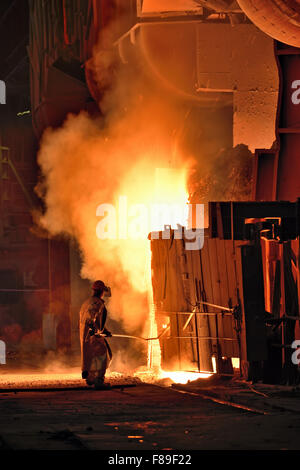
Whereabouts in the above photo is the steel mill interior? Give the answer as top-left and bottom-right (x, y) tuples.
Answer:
(1, 0), (300, 454)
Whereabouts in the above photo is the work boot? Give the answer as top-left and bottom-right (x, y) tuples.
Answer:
(94, 382), (111, 390)
(94, 376), (111, 390)
(86, 379), (95, 386)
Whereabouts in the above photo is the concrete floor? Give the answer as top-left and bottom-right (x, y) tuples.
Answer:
(1, 381), (300, 450)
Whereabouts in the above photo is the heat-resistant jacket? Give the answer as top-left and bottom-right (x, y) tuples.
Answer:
(79, 296), (111, 375)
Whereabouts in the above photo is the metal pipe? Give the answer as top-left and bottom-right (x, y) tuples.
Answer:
(105, 334), (236, 342)
(182, 312), (195, 331)
(102, 330), (167, 341)
(107, 334), (158, 341)
(158, 310), (233, 316)
(197, 301), (233, 311)
(159, 325), (170, 338)
(165, 336), (237, 341)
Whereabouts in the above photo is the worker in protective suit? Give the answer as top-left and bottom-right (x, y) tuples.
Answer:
(79, 280), (112, 389)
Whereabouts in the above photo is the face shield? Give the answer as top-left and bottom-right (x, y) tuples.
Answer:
(103, 286), (111, 298)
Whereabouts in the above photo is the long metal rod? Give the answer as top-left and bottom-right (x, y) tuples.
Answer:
(198, 301), (233, 312)
(281, 315), (300, 321)
(107, 334), (159, 341)
(106, 334), (236, 342)
(182, 312), (194, 331)
(166, 336), (237, 341)
(102, 331), (166, 342)
(159, 311), (233, 316)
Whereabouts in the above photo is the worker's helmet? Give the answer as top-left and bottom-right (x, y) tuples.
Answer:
(92, 280), (108, 292)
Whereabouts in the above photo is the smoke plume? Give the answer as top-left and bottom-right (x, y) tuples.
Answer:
(35, 30), (190, 337)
